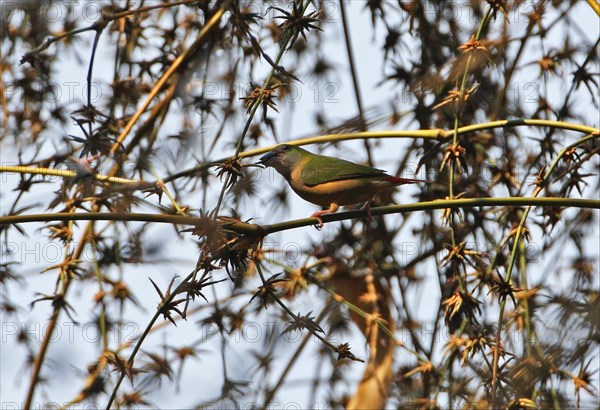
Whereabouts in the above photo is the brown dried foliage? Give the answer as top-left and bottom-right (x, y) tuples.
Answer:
(0, 1), (598, 409)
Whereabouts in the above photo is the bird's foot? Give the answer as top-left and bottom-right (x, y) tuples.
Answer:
(362, 199), (375, 223)
(310, 204), (338, 230)
(310, 210), (326, 230)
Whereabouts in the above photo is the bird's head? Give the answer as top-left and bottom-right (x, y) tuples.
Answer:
(257, 144), (306, 176)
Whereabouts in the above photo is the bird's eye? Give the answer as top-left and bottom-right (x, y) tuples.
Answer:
(282, 145), (290, 151)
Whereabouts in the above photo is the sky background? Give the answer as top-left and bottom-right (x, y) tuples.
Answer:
(1, 1), (599, 408)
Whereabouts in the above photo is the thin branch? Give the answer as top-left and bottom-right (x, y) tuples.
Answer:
(338, 0), (373, 165)
(20, 0), (204, 64)
(211, 0), (314, 217)
(1, 198), (598, 236)
(490, 132), (599, 399)
(0, 165), (147, 185)
(109, 6), (226, 155)
(254, 261), (364, 363)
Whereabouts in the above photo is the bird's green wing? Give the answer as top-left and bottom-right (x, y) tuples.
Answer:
(300, 153), (387, 187)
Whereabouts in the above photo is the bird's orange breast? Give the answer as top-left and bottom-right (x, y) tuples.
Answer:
(288, 168), (393, 207)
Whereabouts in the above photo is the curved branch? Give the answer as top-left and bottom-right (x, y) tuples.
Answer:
(4, 121), (596, 185)
(164, 119), (600, 182)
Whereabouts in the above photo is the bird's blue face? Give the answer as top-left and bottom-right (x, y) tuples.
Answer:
(257, 144), (293, 168)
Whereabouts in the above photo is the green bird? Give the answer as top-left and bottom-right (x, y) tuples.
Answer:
(258, 144), (427, 227)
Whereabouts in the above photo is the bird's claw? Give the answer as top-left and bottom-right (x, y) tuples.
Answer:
(310, 211), (325, 230)
(363, 200), (374, 223)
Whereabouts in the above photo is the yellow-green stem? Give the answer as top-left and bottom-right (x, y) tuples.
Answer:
(490, 132), (598, 399)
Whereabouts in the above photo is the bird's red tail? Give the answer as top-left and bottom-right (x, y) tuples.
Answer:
(384, 176), (430, 185)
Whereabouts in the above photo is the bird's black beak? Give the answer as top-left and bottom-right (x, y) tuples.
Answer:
(257, 151), (276, 167)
